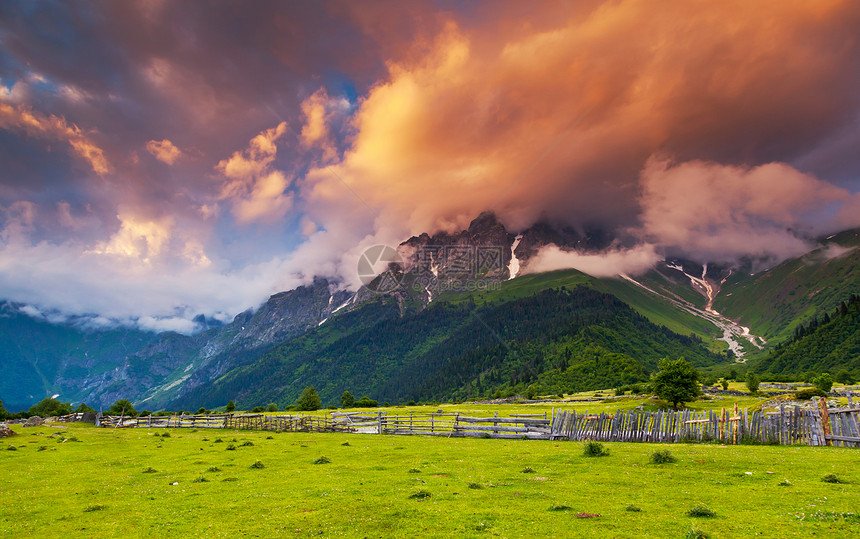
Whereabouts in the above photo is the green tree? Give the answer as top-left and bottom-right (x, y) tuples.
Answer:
(746, 372), (760, 394)
(728, 369), (738, 381)
(28, 397), (72, 418)
(355, 396), (378, 408)
(296, 386), (322, 411)
(813, 372), (833, 393)
(525, 384), (537, 399)
(266, 403), (278, 412)
(107, 399), (138, 417)
(719, 378), (729, 390)
(834, 370), (855, 385)
(0, 399), (10, 420)
(74, 403), (96, 414)
(650, 358), (701, 409)
(340, 391), (355, 408)
(225, 400), (236, 413)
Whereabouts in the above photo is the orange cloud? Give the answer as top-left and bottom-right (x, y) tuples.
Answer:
(146, 139), (183, 165)
(0, 102), (110, 175)
(215, 122), (292, 224)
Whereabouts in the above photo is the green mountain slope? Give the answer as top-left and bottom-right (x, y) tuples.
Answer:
(172, 286), (722, 409)
(754, 295), (860, 377)
(713, 230), (860, 343)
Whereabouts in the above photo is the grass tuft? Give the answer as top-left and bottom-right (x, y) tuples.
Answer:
(408, 468), (421, 473)
(409, 490), (431, 499)
(222, 477), (238, 482)
(213, 438), (223, 443)
(625, 504), (642, 512)
(822, 473), (844, 484)
(240, 441), (254, 447)
(777, 479), (791, 487)
(83, 505), (107, 513)
(583, 442), (609, 457)
(341, 441), (351, 446)
(225, 444), (236, 451)
(468, 482), (483, 489)
(249, 461), (265, 469)
(650, 449), (676, 464)
(685, 528), (710, 539)
(548, 504), (572, 511)
(142, 467), (157, 474)
(313, 456), (332, 464)
(192, 476), (209, 483)
(7, 445), (17, 451)
(206, 466), (221, 472)
(687, 505), (716, 518)
(521, 467), (536, 473)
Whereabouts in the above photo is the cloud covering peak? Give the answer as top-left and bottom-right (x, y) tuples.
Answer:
(1, 0), (859, 331)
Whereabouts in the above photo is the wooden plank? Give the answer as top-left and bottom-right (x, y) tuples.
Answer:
(825, 434), (860, 443)
(819, 397), (832, 446)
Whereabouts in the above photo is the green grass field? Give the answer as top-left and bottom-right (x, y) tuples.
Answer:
(2, 422), (857, 538)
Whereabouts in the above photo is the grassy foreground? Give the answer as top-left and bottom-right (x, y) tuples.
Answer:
(1, 423), (857, 538)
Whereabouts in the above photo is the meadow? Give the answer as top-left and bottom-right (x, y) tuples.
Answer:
(1, 420), (857, 538)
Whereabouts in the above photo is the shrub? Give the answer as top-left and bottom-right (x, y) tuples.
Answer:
(142, 467), (157, 473)
(795, 388), (827, 399)
(313, 456), (331, 464)
(525, 384), (537, 400)
(408, 468), (421, 473)
(409, 490), (431, 499)
(614, 387), (626, 396)
(354, 396), (378, 408)
(161, 432), (170, 438)
(206, 466), (221, 472)
(583, 442), (608, 457)
(225, 400), (236, 413)
(548, 504), (572, 511)
(625, 504), (642, 512)
(266, 403), (278, 412)
(687, 505), (716, 518)
(468, 482), (483, 489)
(266, 436), (273, 440)
(106, 399), (138, 417)
(813, 373), (834, 393)
(251, 406), (265, 413)
(7, 445), (17, 451)
(746, 372), (760, 394)
(521, 467), (536, 473)
(341, 441), (351, 446)
(192, 476), (209, 483)
(225, 444), (236, 451)
(240, 441), (254, 447)
(719, 378), (729, 390)
(822, 474), (843, 484)
(213, 438), (224, 443)
(196, 408), (208, 415)
(650, 449), (676, 464)
(777, 479), (791, 487)
(685, 528), (710, 539)
(37, 446), (47, 452)
(249, 461), (264, 469)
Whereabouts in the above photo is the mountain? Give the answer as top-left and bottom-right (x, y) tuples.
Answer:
(3, 212), (859, 411)
(712, 229), (860, 344)
(170, 285), (722, 409)
(754, 294), (860, 377)
(0, 302), (157, 411)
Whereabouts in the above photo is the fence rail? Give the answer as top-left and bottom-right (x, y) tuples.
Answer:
(95, 398), (859, 447)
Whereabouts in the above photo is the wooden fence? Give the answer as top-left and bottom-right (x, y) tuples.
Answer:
(96, 398), (859, 447)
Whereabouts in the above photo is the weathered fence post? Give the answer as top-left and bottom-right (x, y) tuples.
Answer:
(819, 397), (832, 446)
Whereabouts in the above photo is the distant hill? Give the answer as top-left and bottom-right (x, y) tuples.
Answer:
(755, 294), (860, 377)
(171, 286), (722, 409)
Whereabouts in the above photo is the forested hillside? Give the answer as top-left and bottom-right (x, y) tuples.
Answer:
(755, 295), (860, 378)
(173, 286), (721, 409)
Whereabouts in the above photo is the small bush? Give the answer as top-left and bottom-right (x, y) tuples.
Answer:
(685, 528), (710, 539)
(795, 388), (827, 399)
(225, 444), (236, 451)
(206, 466), (221, 472)
(192, 476), (209, 483)
(249, 461), (264, 469)
(213, 438), (223, 443)
(142, 467), (157, 474)
(6, 445), (17, 451)
(687, 505), (716, 518)
(83, 505), (107, 513)
(265, 436), (274, 440)
(777, 479), (791, 487)
(161, 432), (170, 438)
(549, 504), (572, 511)
(341, 441), (351, 446)
(650, 449), (676, 464)
(313, 456), (331, 464)
(409, 490), (431, 499)
(239, 441), (254, 447)
(521, 467), (536, 473)
(468, 482), (483, 489)
(822, 473), (844, 484)
(37, 446), (47, 452)
(583, 441), (608, 457)
(408, 468), (421, 473)
(625, 504), (642, 512)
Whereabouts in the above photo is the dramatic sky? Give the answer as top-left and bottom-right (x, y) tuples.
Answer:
(1, 0), (859, 332)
